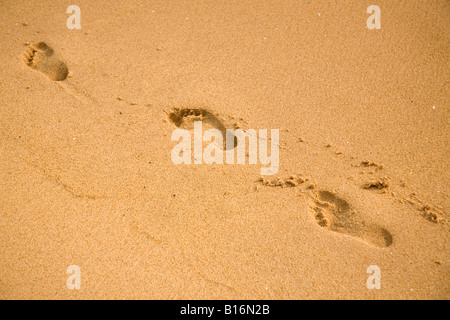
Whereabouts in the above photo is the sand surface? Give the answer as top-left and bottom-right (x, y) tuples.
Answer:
(0, 0), (449, 299)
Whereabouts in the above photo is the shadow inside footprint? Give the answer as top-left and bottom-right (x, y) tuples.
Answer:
(311, 190), (393, 248)
(167, 108), (238, 150)
(22, 41), (69, 81)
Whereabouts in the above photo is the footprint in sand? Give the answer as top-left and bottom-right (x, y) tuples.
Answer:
(167, 107), (238, 150)
(22, 41), (97, 104)
(22, 41), (69, 81)
(310, 190), (393, 248)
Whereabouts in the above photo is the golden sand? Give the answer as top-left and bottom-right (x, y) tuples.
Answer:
(0, 0), (448, 299)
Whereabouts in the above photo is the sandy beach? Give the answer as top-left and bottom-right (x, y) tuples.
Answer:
(0, 0), (448, 299)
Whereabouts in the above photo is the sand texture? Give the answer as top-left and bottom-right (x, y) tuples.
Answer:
(0, 0), (449, 299)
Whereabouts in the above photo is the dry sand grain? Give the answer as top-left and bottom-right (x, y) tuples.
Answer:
(0, 0), (448, 299)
